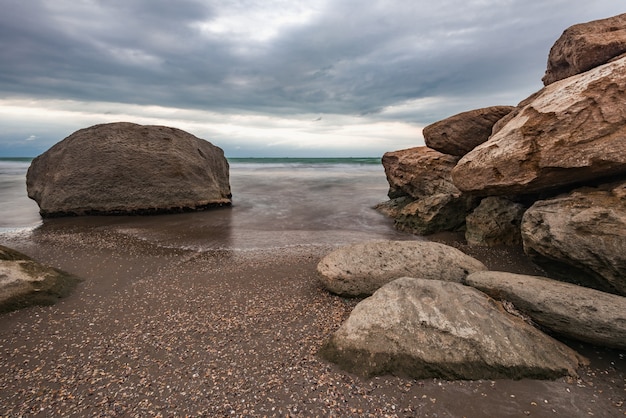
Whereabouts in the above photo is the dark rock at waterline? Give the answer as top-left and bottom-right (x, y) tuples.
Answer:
(0, 245), (82, 313)
(27, 122), (231, 217)
(320, 277), (586, 380)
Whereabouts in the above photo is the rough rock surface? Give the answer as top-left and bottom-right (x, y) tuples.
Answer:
(466, 271), (626, 350)
(543, 13), (626, 85)
(317, 240), (487, 297)
(465, 197), (526, 246)
(27, 122), (231, 217)
(451, 56), (626, 196)
(521, 181), (626, 296)
(0, 245), (81, 313)
(319, 277), (586, 380)
(423, 106), (514, 157)
(379, 147), (477, 234)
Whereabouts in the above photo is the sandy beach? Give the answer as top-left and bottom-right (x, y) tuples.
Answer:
(0, 221), (624, 418)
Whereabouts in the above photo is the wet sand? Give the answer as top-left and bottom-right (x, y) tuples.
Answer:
(0, 224), (625, 417)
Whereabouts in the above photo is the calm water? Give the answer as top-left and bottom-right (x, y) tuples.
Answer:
(0, 157), (415, 250)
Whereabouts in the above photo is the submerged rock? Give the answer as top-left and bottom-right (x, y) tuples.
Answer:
(27, 122), (231, 217)
(317, 240), (486, 297)
(320, 277), (586, 380)
(0, 245), (82, 313)
(466, 271), (626, 350)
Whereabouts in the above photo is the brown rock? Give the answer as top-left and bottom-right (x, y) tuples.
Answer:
(320, 277), (586, 380)
(423, 106), (514, 156)
(380, 147), (477, 234)
(465, 197), (526, 246)
(543, 13), (626, 85)
(521, 181), (626, 296)
(466, 271), (626, 350)
(27, 122), (231, 216)
(451, 56), (626, 196)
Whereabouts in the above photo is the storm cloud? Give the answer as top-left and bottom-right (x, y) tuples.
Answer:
(0, 0), (623, 156)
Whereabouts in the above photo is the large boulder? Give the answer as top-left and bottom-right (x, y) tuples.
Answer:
(27, 122), (231, 217)
(543, 13), (626, 85)
(319, 277), (586, 380)
(0, 245), (81, 313)
(451, 56), (626, 196)
(379, 147), (477, 234)
(317, 240), (487, 297)
(465, 197), (526, 246)
(423, 106), (514, 157)
(466, 271), (626, 350)
(521, 181), (626, 296)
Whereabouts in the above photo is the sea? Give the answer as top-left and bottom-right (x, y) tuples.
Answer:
(0, 157), (416, 251)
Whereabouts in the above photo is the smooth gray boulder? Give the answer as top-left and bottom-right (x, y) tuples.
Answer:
(317, 240), (487, 297)
(521, 181), (626, 295)
(0, 245), (81, 313)
(466, 271), (626, 350)
(320, 277), (586, 380)
(27, 122), (231, 217)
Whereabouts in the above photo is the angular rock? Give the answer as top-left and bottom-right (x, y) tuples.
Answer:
(465, 197), (526, 246)
(543, 13), (626, 85)
(466, 271), (626, 350)
(451, 56), (626, 196)
(380, 147), (477, 234)
(521, 181), (626, 296)
(27, 122), (231, 217)
(320, 277), (586, 380)
(423, 106), (514, 157)
(0, 245), (82, 313)
(317, 240), (487, 297)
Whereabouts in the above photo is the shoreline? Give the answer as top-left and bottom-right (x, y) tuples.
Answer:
(0, 227), (624, 417)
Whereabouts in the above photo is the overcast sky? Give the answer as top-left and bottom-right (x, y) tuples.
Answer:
(0, 1), (623, 157)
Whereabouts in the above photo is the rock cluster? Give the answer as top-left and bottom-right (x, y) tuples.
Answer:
(27, 122), (231, 217)
(377, 13), (626, 296)
(0, 245), (81, 313)
(322, 14), (626, 381)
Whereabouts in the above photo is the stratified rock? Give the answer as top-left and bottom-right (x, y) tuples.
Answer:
(465, 197), (526, 246)
(521, 181), (626, 296)
(423, 106), (514, 157)
(27, 122), (231, 217)
(317, 240), (486, 297)
(0, 245), (82, 313)
(451, 56), (626, 196)
(466, 271), (626, 350)
(380, 147), (477, 234)
(319, 277), (585, 380)
(543, 13), (626, 85)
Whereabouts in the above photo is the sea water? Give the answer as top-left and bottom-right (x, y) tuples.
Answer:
(0, 157), (415, 251)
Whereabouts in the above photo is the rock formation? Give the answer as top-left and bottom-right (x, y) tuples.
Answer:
(543, 13), (626, 85)
(377, 147), (477, 234)
(27, 122), (231, 217)
(466, 271), (626, 350)
(451, 56), (626, 196)
(465, 197), (526, 246)
(317, 240), (486, 297)
(423, 106), (514, 157)
(0, 245), (81, 313)
(521, 181), (626, 295)
(320, 277), (586, 380)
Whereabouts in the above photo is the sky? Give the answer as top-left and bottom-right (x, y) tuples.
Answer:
(0, 1), (624, 158)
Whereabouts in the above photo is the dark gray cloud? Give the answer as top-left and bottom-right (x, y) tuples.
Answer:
(0, 0), (624, 156)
